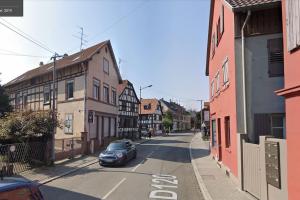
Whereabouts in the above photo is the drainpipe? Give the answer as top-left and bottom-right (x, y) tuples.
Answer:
(239, 10), (251, 191)
(82, 62), (87, 133)
(241, 10), (251, 134)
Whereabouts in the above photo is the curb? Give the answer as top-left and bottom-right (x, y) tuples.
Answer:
(39, 138), (150, 185)
(38, 159), (99, 185)
(189, 133), (213, 200)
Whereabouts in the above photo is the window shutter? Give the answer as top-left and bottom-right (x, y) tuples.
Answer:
(254, 114), (271, 143)
(268, 38), (284, 77)
(286, 0), (300, 51)
(220, 5), (224, 34)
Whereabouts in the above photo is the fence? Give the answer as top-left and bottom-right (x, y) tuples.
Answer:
(0, 142), (47, 176)
(242, 136), (288, 200)
(55, 137), (82, 161)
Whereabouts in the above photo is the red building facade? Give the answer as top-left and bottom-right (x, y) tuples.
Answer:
(206, 0), (239, 177)
(277, 0), (300, 199)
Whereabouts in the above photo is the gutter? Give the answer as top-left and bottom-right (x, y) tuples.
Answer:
(241, 10), (251, 134)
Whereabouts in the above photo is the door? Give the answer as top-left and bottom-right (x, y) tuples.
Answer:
(217, 118), (222, 161)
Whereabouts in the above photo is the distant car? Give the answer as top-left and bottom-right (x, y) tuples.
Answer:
(0, 177), (44, 200)
(99, 140), (137, 166)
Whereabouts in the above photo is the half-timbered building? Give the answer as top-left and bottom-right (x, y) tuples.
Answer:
(117, 80), (139, 139)
(140, 99), (163, 135)
(4, 40), (122, 153)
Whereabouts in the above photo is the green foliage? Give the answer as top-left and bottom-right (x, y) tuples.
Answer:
(0, 110), (62, 142)
(162, 110), (173, 130)
(0, 83), (12, 117)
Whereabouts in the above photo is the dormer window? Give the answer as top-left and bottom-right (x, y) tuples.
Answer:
(144, 104), (151, 110)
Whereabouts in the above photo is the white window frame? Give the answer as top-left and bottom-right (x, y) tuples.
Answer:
(216, 71), (220, 92)
(64, 113), (73, 134)
(222, 58), (229, 85)
(211, 80), (215, 98)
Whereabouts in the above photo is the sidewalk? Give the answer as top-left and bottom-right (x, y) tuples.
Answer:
(19, 137), (149, 185)
(190, 133), (255, 200)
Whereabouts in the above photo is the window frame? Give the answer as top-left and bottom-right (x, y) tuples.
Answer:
(66, 79), (74, 100)
(64, 113), (74, 134)
(44, 85), (50, 104)
(103, 57), (109, 74)
(222, 58), (229, 85)
(224, 116), (231, 148)
(112, 88), (117, 105)
(103, 84), (109, 103)
(93, 79), (100, 100)
(211, 80), (215, 98)
(215, 71), (220, 92)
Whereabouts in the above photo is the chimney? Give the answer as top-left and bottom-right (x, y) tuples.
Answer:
(39, 61), (44, 66)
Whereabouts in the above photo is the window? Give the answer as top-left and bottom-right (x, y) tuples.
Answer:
(103, 58), (109, 74)
(224, 116), (231, 148)
(267, 38), (284, 77)
(216, 18), (220, 45)
(220, 5), (224, 36)
(93, 79), (100, 100)
(211, 33), (215, 58)
(103, 85), (109, 103)
(211, 119), (216, 147)
(64, 114), (73, 134)
(112, 89), (117, 105)
(211, 80), (215, 97)
(286, 0), (300, 51)
(222, 59), (229, 84)
(271, 114), (284, 139)
(121, 101), (126, 111)
(144, 104), (151, 110)
(216, 72), (220, 92)
(66, 80), (74, 99)
(131, 102), (135, 112)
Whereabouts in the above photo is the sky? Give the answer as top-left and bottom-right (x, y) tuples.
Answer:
(0, 0), (210, 111)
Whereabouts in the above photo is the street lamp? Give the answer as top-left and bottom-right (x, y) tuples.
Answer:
(139, 85), (152, 139)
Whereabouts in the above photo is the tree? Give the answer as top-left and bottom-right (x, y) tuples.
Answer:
(162, 110), (173, 131)
(0, 75), (11, 116)
(0, 110), (62, 143)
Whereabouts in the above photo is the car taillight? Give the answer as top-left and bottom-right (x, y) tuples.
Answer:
(30, 185), (44, 200)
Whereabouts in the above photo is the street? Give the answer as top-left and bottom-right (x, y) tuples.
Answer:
(40, 133), (204, 200)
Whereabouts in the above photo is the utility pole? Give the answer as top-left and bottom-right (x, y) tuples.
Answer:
(139, 85), (152, 139)
(50, 53), (64, 164)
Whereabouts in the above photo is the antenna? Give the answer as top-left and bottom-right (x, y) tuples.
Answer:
(72, 27), (88, 51)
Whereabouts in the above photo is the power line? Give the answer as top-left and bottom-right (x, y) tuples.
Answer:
(66, 0), (148, 54)
(0, 52), (48, 58)
(0, 19), (55, 54)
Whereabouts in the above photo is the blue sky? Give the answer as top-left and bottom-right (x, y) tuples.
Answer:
(0, 0), (210, 110)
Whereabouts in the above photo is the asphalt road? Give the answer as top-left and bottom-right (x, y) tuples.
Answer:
(40, 133), (204, 200)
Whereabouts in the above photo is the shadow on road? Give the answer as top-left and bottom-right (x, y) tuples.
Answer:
(41, 185), (101, 200)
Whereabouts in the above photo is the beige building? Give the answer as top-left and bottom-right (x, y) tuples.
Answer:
(4, 40), (122, 151)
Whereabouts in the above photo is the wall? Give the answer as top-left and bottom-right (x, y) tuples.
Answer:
(280, 1), (300, 199)
(235, 33), (285, 142)
(56, 75), (85, 139)
(86, 44), (120, 145)
(208, 0), (238, 177)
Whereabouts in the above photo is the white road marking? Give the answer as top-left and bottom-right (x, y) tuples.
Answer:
(102, 178), (126, 199)
(131, 150), (155, 172)
(131, 163), (141, 172)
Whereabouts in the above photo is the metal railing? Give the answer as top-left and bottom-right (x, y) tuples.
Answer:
(0, 142), (46, 176)
(55, 137), (82, 160)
